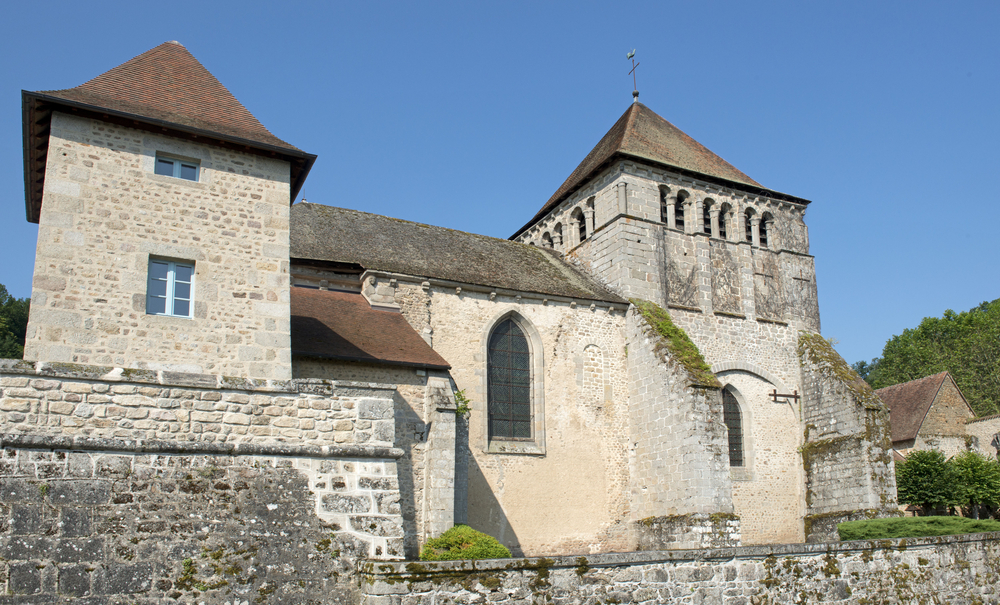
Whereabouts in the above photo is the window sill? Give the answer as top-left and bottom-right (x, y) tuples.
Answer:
(147, 173), (207, 189)
(730, 467), (753, 482)
(486, 440), (545, 456)
(144, 313), (194, 324)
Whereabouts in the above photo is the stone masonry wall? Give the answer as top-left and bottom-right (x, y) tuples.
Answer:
(626, 306), (735, 549)
(0, 448), (400, 604)
(294, 358), (457, 559)
(361, 532), (1000, 605)
(0, 360), (393, 449)
(967, 414), (1000, 457)
(0, 360), (411, 602)
(798, 333), (898, 542)
(27, 113), (293, 380)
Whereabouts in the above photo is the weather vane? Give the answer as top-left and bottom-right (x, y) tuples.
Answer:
(627, 49), (639, 102)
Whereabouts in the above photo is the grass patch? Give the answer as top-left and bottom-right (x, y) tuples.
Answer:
(838, 516), (1000, 541)
(420, 525), (511, 561)
(631, 299), (719, 387)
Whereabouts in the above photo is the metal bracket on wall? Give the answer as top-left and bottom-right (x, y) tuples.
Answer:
(769, 389), (800, 403)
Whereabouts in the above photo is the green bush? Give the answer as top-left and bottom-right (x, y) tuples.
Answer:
(419, 524), (511, 561)
(838, 516), (1000, 541)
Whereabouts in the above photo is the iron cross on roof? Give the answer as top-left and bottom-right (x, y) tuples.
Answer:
(627, 49), (640, 102)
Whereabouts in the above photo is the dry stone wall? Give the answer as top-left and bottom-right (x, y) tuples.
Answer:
(27, 113), (293, 380)
(361, 532), (1000, 605)
(0, 360), (410, 602)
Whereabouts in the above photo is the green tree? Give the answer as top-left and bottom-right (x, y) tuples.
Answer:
(859, 299), (1000, 417)
(0, 284), (30, 359)
(895, 450), (958, 515)
(951, 451), (1000, 520)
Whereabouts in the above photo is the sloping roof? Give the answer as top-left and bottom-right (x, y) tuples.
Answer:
(290, 203), (626, 304)
(39, 41), (299, 151)
(876, 372), (949, 443)
(23, 42), (315, 222)
(291, 287), (450, 369)
(513, 102), (810, 238)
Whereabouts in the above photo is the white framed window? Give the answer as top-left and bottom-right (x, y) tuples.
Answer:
(154, 154), (199, 181)
(147, 258), (194, 318)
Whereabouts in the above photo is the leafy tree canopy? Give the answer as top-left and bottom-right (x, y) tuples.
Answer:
(855, 298), (1000, 416)
(895, 449), (959, 513)
(951, 450), (1000, 519)
(0, 284), (30, 359)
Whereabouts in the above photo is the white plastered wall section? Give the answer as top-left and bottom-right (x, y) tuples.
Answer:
(387, 278), (631, 556)
(26, 113), (292, 380)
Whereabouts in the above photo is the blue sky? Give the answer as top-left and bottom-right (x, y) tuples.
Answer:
(1, 0), (998, 366)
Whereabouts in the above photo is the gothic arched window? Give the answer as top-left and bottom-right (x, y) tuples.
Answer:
(723, 387), (744, 467)
(488, 318), (532, 440)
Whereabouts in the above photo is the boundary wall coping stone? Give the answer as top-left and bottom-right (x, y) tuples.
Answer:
(0, 359), (396, 394)
(363, 531), (1000, 574)
(0, 432), (403, 459)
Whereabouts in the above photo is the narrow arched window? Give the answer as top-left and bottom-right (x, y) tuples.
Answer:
(718, 205), (729, 240)
(659, 187), (670, 224)
(675, 192), (687, 231)
(542, 232), (553, 248)
(572, 208), (586, 243)
(744, 211), (753, 243)
(723, 387), (744, 467)
(488, 318), (532, 440)
(759, 215), (770, 248)
(703, 202), (712, 235)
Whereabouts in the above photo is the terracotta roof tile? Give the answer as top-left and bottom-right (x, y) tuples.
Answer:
(290, 203), (627, 304)
(876, 372), (949, 443)
(38, 41), (300, 152)
(290, 287), (450, 369)
(513, 102), (809, 238)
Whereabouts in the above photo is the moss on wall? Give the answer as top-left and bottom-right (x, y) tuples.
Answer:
(798, 332), (883, 410)
(631, 299), (720, 387)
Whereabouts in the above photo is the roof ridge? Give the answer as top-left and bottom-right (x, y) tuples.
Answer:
(301, 202), (540, 248)
(36, 41), (299, 152)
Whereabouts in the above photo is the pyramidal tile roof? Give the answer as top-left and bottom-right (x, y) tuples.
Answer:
(515, 102), (804, 238)
(36, 41), (299, 151)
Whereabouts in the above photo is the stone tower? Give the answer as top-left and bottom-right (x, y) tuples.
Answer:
(513, 101), (895, 543)
(21, 41), (315, 380)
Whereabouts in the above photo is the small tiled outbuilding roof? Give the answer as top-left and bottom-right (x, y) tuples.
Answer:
(877, 372), (949, 443)
(291, 287), (450, 369)
(22, 41), (315, 222)
(512, 102), (811, 238)
(290, 203), (627, 304)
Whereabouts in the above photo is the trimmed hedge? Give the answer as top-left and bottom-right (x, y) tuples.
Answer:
(838, 516), (1000, 541)
(419, 525), (512, 561)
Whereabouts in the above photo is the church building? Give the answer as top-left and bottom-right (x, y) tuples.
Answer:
(1, 41), (900, 601)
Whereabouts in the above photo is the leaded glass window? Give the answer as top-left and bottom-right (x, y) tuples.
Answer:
(488, 318), (532, 440)
(723, 388), (744, 467)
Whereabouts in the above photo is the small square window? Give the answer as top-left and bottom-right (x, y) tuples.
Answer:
(147, 258), (195, 318)
(154, 155), (199, 182)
